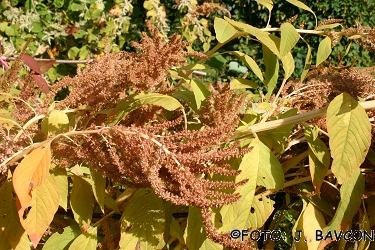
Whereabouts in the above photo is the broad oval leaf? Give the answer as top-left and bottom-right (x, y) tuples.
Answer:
(48, 110), (69, 136)
(214, 17), (237, 43)
(70, 176), (94, 231)
(230, 51), (264, 82)
(318, 169), (364, 249)
(13, 143), (52, 217)
(68, 227), (97, 250)
(280, 23), (300, 57)
(20, 174), (60, 248)
(316, 36), (332, 66)
(286, 0), (317, 26)
(220, 138), (283, 231)
(119, 189), (165, 250)
(327, 93), (371, 184)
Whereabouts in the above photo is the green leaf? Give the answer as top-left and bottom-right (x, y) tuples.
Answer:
(280, 23), (300, 57)
(263, 44), (279, 99)
(254, 0), (273, 11)
(68, 227), (97, 250)
(48, 110), (69, 136)
(230, 51), (264, 82)
(31, 22), (43, 33)
(301, 41), (312, 82)
(316, 36), (332, 66)
(69, 3), (84, 11)
(230, 78), (258, 89)
(172, 89), (198, 113)
(214, 17), (237, 43)
(187, 79), (210, 110)
(53, 0), (64, 8)
(51, 165), (68, 211)
(327, 93), (371, 184)
(319, 169), (364, 248)
(286, 0), (317, 26)
(67, 47), (80, 60)
(42, 224), (81, 250)
(119, 189), (165, 250)
(89, 166), (106, 213)
(184, 207), (222, 250)
(0, 181), (30, 250)
(224, 17), (280, 58)
(70, 176), (94, 231)
(303, 125), (330, 196)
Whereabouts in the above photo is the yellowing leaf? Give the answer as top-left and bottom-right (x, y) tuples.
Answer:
(220, 139), (282, 231)
(315, 23), (341, 30)
(111, 92), (184, 124)
(70, 176), (94, 231)
(304, 125), (330, 196)
(302, 203), (326, 249)
(42, 224), (81, 250)
(188, 79), (210, 110)
(224, 17), (280, 58)
(230, 78), (258, 89)
(281, 52), (295, 81)
(214, 17), (237, 43)
(254, 0), (273, 11)
(20, 174), (60, 248)
(230, 51), (264, 82)
(316, 36), (332, 66)
(51, 165), (68, 211)
(327, 93), (371, 184)
(286, 0), (317, 26)
(184, 207), (222, 250)
(0, 181), (30, 250)
(89, 166), (106, 213)
(68, 227), (97, 250)
(318, 169), (364, 249)
(13, 143), (52, 218)
(119, 189), (165, 250)
(280, 23), (300, 57)
(48, 110), (69, 136)
(301, 41), (312, 82)
(263, 44), (279, 99)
